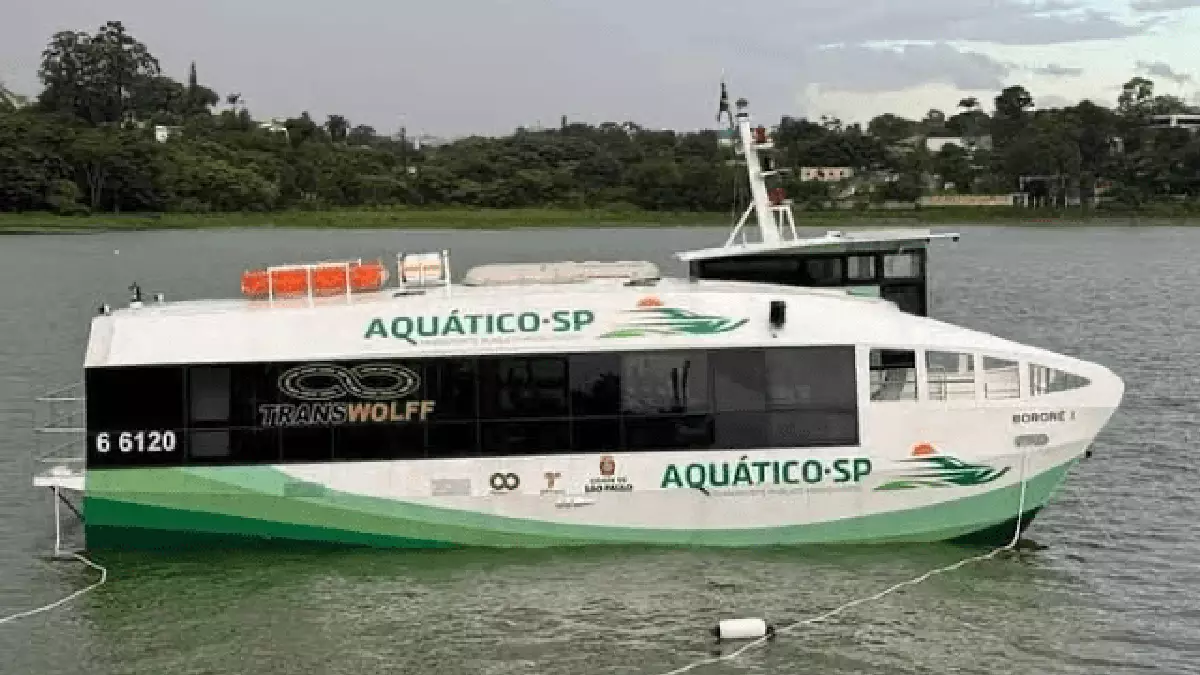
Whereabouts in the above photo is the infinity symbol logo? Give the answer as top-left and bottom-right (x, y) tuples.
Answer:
(489, 473), (520, 491)
(277, 363), (421, 401)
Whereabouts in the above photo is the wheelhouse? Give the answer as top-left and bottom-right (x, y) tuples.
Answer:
(680, 229), (958, 318)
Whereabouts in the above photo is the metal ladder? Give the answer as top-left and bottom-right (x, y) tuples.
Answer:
(30, 382), (86, 558)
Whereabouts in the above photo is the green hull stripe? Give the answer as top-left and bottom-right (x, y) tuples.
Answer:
(83, 461), (1076, 550)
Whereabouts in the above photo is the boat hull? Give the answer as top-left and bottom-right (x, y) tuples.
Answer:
(81, 445), (1080, 551)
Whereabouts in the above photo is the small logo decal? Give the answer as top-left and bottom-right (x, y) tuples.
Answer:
(599, 455), (616, 477)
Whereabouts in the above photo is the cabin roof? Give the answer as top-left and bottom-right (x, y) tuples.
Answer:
(101, 275), (883, 319)
(82, 271), (1102, 380)
(677, 229), (959, 262)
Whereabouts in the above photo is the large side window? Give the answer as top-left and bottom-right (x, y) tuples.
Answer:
(478, 356), (570, 455)
(569, 353), (622, 452)
(870, 349), (918, 401)
(321, 359), (428, 462)
(1029, 364), (1090, 396)
(422, 359), (478, 458)
(711, 349), (769, 448)
(926, 351), (976, 401)
(766, 347), (859, 447)
(622, 351), (713, 450)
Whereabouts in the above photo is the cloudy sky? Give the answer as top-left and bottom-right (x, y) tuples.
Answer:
(2, 0), (1198, 137)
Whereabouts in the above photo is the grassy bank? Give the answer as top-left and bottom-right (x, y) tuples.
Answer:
(1, 205), (1198, 234)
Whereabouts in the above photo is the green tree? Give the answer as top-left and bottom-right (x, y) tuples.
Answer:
(38, 20), (161, 125)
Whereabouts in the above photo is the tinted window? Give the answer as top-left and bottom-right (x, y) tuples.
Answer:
(766, 347), (857, 410)
(621, 351), (708, 414)
(694, 257), (801, 284)
(86, 366), (184, 430)
(479, 357), (569, 419)
(189, 366), (230, 423)
(88, 347), (861, 466)
(427, 422), (478, 458)
(86, 366), (186, 467)
(424, 359), (476, 419)
(481, 421), (570, 455)
(570, 353), (622, 416)
(804, 258), (843, 285)
(712, 349), (766, 412)
(847, 255), (877, 281)
(715, 347), (858, 448)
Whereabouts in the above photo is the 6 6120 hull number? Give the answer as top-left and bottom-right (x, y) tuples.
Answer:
(94, 430), (178, 453)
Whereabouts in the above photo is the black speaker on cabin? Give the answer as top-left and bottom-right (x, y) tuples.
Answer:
(769, 300), (786, 330)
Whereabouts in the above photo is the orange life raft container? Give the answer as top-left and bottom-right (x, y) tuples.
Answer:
(241, 260), (390, 298)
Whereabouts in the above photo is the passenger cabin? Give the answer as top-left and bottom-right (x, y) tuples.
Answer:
(678, 229), (959, 318)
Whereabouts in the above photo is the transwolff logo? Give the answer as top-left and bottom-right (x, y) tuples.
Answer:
(258, 363), (436, 428)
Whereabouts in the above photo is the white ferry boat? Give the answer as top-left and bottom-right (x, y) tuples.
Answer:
(32, 89), (1124, 552)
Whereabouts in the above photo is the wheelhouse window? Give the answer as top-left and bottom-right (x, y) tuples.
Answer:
(982, 356), (1020, 400)
(804, 258), (843, 285)
(693, 257), (801, 284)
(883, 252), (922, 279)
(846, 255), (877, 282)
(926, 351), (976, 401)
(869, 349), (917, 401)
(1029, 364), (1091, 396)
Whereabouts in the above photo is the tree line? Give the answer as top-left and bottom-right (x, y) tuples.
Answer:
(1, 20), (1197, 216)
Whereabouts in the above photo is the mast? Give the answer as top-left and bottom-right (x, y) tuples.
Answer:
(719, 87), (796, 247)
(733, 98), (781, 246)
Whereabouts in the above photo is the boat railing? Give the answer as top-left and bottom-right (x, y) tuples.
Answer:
(31, 381), (86, 478)
(28, 382), (87, 557)
(725, 203), (800, 248)
(264, 259), (363, 306)
(396, 250), (453, 296)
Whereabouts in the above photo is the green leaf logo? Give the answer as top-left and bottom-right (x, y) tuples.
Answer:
(874, 455), (1011, 491)
(599, 307), (749, 338)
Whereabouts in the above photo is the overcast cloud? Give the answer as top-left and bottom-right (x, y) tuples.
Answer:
(1031, 64), (1086, 77)
(1129, 0), (1200, 12)
(0, 0), (1192, 134)
(1136, 60), (1194, 84)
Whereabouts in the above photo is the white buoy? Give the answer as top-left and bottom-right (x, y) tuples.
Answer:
(710, 618), (774, 641)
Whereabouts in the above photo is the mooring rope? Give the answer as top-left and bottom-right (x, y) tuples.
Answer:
(0, 553), (107, 626)
(655, 448), (1032, 675)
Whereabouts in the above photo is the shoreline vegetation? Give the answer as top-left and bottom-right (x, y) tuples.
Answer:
(4, 21), (1199, 234)
(2, 205), (1198, 234)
